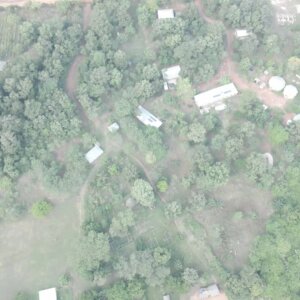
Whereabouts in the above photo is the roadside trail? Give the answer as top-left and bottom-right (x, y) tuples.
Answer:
(195, 0), (288, 109)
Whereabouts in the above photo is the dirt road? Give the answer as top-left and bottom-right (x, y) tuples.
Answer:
(195, 0), (288, 109)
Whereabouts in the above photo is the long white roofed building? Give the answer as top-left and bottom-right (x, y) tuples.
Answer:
(136, 106), (162, 128)
(194, 83), (238, 108)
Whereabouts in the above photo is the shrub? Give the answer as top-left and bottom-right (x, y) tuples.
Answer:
(31, 199), (53, 218)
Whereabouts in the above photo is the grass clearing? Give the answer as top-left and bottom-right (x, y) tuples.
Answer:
(0, 170), (90, 300)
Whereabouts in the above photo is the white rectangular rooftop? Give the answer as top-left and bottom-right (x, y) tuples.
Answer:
(199, 284), (220, 299)
(162, 65), (181, 84)
(137, 105), (162, 128)
(194, 83), (238, 108)
(235, 29), (251, 38)
(296, 5), (300, 14)
(39, 288), (57, 300)
(158, 9), (175, 19)
(0, 61), (6, 71)
(85, 144), (104, 164)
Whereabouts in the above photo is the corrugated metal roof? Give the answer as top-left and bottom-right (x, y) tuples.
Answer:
(194, 83), (238, 108)
(85, 144), (104, 164)
(136, 106), (162, 128)
(162, 65), (181, 82)
(157, 9), (175, 19)
(39, 288), (57, 300)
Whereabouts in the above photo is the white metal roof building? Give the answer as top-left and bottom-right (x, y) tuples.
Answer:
(162, 65), (181, 85)
(108, 122), (120, 133)
(85, 144), (104, 164)
(163, 295), (171, 300)
(263, 153), (274, 167)
(157, 9), (175, 19)
(235, 29), (251, 39)
(198, 284), (220, 299)
(136, 105), (162, 128)
(293, 114), (300, 122)
(268, 76), (286, 92)
(296, 5), (300, 14)
(194, 83), (238, 108)
(0, 61), (6, 71)
(283, 84), (298, 99)
(39, 288), (57, 300)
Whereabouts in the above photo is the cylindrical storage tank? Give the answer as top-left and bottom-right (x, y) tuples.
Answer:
(268, 76), (286, 92)
(283, 85), (298, 100)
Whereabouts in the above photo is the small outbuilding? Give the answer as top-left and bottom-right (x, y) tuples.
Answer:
(85, 144), (104, 164)
(157, 9), (175, 19)
(39, 288), (57, 300)
(0, 61), (6, 71)
(234, 29), (251, 39)
(162, 65), (181, 89)
(283, 84), (298, 99)
(163, 295), (171, 300)
(263, 153), (274, 167)
(108, 122), (120, 133)
(136, 105), (162, 128)
(293, 114), (300, 122)
(297, 5), (300, 14)
(268, 76), (286, 92)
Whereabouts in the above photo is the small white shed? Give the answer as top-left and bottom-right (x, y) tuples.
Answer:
(268, 76), (286, 92)
(235, 29), (251, 39)
(0, 61), (6, 71)
(85, 144), (104, 164)
(157, 9), (175, 19)
(163, 295), (171, 300)
(108, 122), (120, 133)
(39, 288), (57, 300)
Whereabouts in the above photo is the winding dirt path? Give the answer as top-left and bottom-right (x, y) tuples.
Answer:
(195, 0), (288, 109)
(65, 2), (94, 227)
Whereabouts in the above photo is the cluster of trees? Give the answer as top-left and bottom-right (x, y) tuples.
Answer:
(0, 6), (84, 220)
(203, 0), (273, 35)
(151, 4), (225, 83)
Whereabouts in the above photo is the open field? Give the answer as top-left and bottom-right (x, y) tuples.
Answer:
(0, 172), (91, 300)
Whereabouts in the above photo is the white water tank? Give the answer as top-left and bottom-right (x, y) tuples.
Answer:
(268, 76), (286, 92)
(283, 84), (298, 99)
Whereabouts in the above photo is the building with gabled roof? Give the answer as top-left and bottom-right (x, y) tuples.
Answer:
(85, 144), (104, 164)
(194, 83), (238, 108)
(0, 61), (6, 71)
(108, 122), (120, 133)
(136, 105), (162, 128)
(162, 65), (181, 90)
(157, 9), (175, 19)
(39, 288), (57, 300)
(235, 29), (251, 39)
